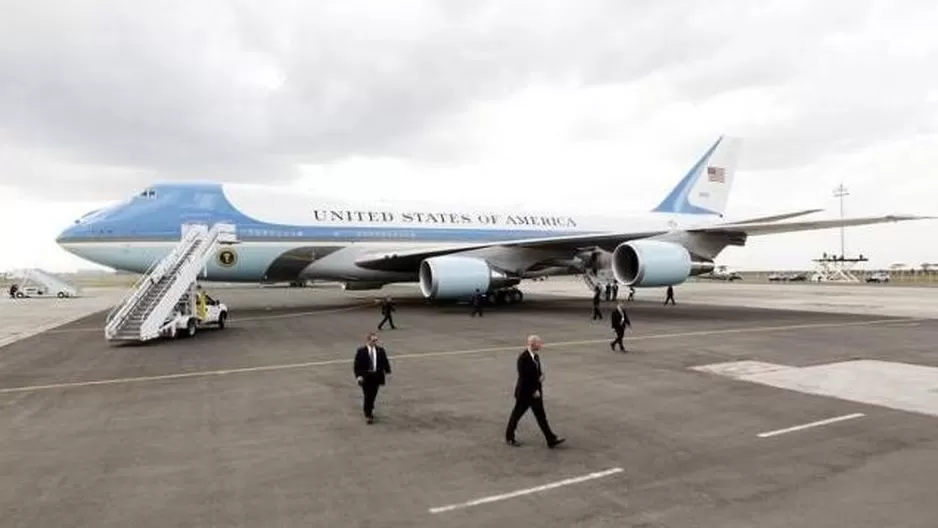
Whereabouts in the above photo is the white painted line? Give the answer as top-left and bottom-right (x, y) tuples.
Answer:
(0, 318), (921, 395)
(428, 467), (624, 514)
(756, 413), (865, 438)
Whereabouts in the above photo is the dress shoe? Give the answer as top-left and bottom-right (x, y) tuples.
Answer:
(547, 437), (566, 448)
(506, 439), (522, 447)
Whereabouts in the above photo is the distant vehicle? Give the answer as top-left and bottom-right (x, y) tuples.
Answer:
(9, 284), (74, 298)
(787, 272), (809, 282)
(866, 272), (890, 283)
(704, 269), (743, 281)
(767, 273), (785, 281)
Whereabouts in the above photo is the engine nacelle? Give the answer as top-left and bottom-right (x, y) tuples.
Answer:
(419, 256), (515, 299)
(612, 240), (712, 287)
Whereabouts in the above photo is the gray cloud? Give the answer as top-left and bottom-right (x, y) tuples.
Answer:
(1, 0), (937, 200)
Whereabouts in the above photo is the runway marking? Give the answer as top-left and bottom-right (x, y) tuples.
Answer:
(428, 467), (624, 514)
(756, 413), (866, 438)
(0, 317), (918, 394)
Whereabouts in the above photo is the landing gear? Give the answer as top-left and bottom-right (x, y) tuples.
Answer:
(492, 287), (524, 305)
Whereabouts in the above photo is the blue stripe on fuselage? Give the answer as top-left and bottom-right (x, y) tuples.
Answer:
(57, 182), (590, 244)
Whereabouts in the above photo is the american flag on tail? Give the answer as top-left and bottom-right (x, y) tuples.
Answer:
(707, 166), (725, 183)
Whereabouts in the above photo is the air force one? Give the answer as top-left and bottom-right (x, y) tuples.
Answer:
(56, 137), (930, 303)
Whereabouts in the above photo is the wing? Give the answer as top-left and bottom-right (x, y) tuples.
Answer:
(354, 214), (933, 271)
(688, 214), (933, 236)
(353, 229), (666, 272)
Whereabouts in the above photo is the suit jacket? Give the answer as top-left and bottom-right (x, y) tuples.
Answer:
(380, 301), (395, 315)
(611, 307), (631, 329)
(513, 349), (543, 399)
(354, 345), (392, 385)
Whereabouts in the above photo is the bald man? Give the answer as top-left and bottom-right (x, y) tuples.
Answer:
(505, 335), (565, 448)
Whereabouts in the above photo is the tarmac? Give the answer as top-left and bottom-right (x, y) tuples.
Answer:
(1, 279), (937, 527)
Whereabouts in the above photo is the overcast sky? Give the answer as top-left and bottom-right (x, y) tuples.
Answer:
(1, 0), (937, 273)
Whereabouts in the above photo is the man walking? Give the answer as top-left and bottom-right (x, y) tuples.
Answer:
(664, 285), (676, 305)
(378, 296), (396, 329)
(592, 285), (603, 320)
(470, 289), (485, 317)
(505, 335), (565, 448)
(610, 301), (631, 352)
(353, 332), (392, 424)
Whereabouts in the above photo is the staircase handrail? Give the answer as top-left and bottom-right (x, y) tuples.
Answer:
(104, 225), (206, 337)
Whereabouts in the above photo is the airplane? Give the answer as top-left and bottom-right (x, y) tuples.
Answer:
(55, 136), (931, 304)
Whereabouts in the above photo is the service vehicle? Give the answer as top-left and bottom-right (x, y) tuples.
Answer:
(160, 284), (229, 339)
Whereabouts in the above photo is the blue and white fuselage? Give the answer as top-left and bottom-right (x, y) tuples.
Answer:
(55, 137), (929, 299)
(55, 182), (706, 282)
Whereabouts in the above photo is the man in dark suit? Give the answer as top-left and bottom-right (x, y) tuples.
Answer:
(470, 289), (485, 317)
(592, 285), (603, 320)
(354, 332), (392, 424)
(664, 285), (675, 305)
(505, 335), (565, 448)
(610, 301), (631, 352)
(378, 296), (396, 330)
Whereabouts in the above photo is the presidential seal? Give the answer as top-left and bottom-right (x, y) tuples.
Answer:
(218, 249), (238, 267)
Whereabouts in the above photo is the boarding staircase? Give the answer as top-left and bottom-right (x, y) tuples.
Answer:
(104, 223), (237, 342)
(580, 268), (616, 293)
(8, 268), (80, 298)
(811, 254), (867, 283)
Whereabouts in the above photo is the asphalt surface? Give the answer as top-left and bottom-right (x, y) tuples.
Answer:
(1, 286), (937, 527)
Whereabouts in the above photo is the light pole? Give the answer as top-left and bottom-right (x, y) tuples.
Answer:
(833, 183), (849, 259)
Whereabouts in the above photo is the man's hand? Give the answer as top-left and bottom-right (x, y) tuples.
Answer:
(356, 376), (363, 385)
(533, 390), (541, 399)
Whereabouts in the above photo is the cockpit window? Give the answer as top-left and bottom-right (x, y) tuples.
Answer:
(139, 188), (157, 198)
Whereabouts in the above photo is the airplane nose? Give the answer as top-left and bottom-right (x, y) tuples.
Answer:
(56, 223), (78, 244)
(56, 221), (91, 248)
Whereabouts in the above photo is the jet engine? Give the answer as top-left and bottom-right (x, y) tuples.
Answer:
(419, 255), (516, 299)
(612, 240), (713, 287)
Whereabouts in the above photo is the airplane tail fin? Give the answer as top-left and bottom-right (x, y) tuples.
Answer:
(652, 136), (742, 217)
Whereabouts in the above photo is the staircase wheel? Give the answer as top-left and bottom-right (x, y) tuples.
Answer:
(186, 318), (197, 337)
(218, 312), (227, 329)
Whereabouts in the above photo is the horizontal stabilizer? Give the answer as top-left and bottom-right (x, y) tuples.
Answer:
(721, 209), (823, 225)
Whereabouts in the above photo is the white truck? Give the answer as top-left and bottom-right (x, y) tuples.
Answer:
(160, 285), (229, 339)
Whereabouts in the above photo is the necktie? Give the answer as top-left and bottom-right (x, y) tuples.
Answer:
(370, 347), (376, 371)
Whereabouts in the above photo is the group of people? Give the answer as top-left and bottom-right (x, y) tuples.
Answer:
(353, 330), (565, 448)
(354, 283), (677, 447)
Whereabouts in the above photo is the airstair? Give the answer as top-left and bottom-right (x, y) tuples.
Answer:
(580, 268), (616, 293)
(104, 223), (237, 342)
(8, 268), (79, 298)
(811, 253), (868, 283)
